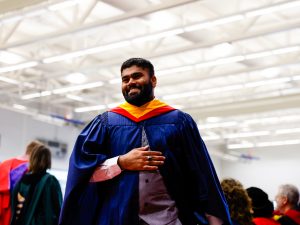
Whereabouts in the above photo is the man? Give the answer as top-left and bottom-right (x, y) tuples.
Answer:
(59, 58), (231, 225)
(0, 140), (42, 225)
(274, 184), (300, 225)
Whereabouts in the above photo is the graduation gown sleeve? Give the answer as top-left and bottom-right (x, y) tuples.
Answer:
(142, 110), (232, 224)
(178, 112), (231, 224)
(59, 113), (110, 225)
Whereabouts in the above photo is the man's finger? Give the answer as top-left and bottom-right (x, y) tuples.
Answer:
(143, 151), (163, 156)
(138, 146), (150, 151)
(148, 160), (164, 166)
(145, 155), (165, 161)
(143, 165), (158, 171)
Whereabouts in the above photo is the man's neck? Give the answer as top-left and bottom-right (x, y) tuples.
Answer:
(283, 205), (292, 214)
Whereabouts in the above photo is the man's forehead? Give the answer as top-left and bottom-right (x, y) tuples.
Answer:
(121, 65), (148, 76)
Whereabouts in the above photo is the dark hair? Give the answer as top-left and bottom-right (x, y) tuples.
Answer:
(25, 140), (43, 155)
(29, 145), (51, 173)
(246, 187), (274, 218)
(120, 58), (154, 77)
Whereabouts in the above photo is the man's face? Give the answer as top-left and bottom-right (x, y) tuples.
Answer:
(121, 65), (156, 106)
(275, 192), (287, 213)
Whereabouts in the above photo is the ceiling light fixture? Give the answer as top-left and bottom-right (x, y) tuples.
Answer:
(256, 139), (300, 147)
(108, 78), (120, 84)
(132, 28), (184, 43)
(227, 143), (254, 149)
(21, 91), (51, 100)
(65, 72), (87, 84)
(162, 91), (200, 100)
(245, 77), (291, 88)
(158, 46), (299, 77)
(224, 131), (270, 139)
(227, 139), (300, 149)
(201, 127), (300, 143)
(0, 76), (20, 84)
(158, 65), (194, 76)
(244, 115), (300, 125)
(199, 121), (238, 129)
(202, 135), (221, 141)
(201, 84), (244, 95)
(275, 128), (300, 134)
(42, 41), (130, 63)
(52, 81), (104, 94)
(245, 0), (300, 18)
(13, 104), (27, 110)
(184, 15), (244, 32)
(21, 81), (104, 99)
(162, 73), (296, 100)
(206, 117), (221, 123)
(75, 104), (106, 113)
(0, 51), (25, 64)
(208, 150), (239, 161)
(66, 94), (84, 101)
(107, 102), (122, 108)
(0, 61), (38, 74)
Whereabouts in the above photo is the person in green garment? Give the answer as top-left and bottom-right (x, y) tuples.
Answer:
(10, 144), (62, 225)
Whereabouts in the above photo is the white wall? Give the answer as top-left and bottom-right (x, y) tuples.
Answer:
(0, 107), (81, 170)
(220, 146), (300, 200)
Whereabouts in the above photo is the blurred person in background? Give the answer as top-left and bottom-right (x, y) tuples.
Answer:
(246, 187), (280, 225)
(274, 184), (300, 225)
(0, 140), (42, 225)
(10, 144), (62, 225)
(221, 178), (254, 225)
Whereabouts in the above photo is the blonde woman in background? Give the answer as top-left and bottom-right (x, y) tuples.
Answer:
(221, 178), (254, 225)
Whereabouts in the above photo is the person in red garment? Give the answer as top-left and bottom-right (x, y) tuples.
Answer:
(246, 187), (280, 225)
(274, 184), (300, 225)
(0, 140), (42, 225)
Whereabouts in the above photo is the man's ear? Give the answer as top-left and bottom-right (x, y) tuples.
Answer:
(151, 75), (157, 88)
(282, 196), (288, 205)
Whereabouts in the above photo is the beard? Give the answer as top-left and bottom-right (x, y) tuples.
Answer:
(123, 82), (154, 106)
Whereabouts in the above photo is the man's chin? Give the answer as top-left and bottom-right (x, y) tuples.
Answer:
(125, 96), (144, 106)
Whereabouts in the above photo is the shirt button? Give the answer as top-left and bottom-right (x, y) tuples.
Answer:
(145, 179), (149, 183)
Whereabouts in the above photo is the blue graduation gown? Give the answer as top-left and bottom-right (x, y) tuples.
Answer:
(59, 110), (231, 225)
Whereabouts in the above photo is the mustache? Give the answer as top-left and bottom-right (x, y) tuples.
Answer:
(126, 84), (141, 91)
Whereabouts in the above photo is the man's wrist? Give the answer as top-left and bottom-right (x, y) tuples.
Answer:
(117, 155), (125, 170)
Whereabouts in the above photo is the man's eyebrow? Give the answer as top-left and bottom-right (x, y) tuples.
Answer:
(122, 72), (143, 77)
(131, 72), (143, 76)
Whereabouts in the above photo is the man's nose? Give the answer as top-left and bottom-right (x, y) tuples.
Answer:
(128, 78), (137, 86)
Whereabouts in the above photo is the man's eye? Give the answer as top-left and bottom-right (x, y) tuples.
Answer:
(132, 73), (142, 79)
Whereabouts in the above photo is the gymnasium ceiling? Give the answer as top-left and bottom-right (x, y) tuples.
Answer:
(1, 0), (300, 160)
